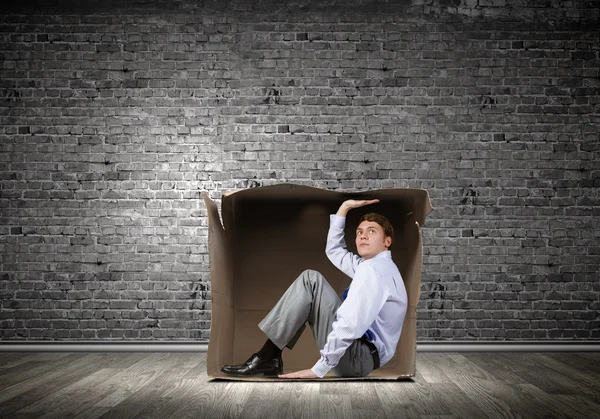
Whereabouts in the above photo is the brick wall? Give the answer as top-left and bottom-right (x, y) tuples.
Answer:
(1, 0), (599, 341)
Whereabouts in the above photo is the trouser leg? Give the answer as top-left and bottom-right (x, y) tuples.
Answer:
(257, 269), (375, 377)
(258, 269), (340, 351)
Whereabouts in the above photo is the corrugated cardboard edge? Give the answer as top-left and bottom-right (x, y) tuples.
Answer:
(226, 184), (433, 224)
(207, 374), (416, 382)
(407, 218), (423, 379)
(202, 192), (234, 378)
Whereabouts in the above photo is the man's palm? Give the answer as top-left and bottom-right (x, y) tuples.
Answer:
(343, 199), (380, 209)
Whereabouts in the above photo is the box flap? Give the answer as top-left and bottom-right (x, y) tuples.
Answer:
(201, 192), (235, 377)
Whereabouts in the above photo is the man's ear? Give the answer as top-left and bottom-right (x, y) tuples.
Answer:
(384, 236), (392, 249)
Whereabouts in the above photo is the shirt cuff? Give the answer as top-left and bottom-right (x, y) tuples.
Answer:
(311, 358), (333, 378)
(330, 214), (346, 229)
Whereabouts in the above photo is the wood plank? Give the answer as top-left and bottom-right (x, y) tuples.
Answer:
(443, 354), (558, 419)
(459, 352), (529, 385)
(482, 353), (585, 396)
(529, 353), (600, 404)
(0, 352), (71, 368)
(18, 353), (184, 419)
(187, 380), (253, 419)
(320, 380), (379, 409)
(375, 377), (453, 417)
(507, 382), (574, 419)
(444, 372), (525, 419)
(446, 360), (582, 419)
(94, 354), (202, 410)
(0, 352), (129, 414)
(445, 353), (500, 381)
(317, 389), (352, 418)
(180, 352), (208, 380)
(0, 353), (87, 390)
(285, 382), (321, 419)
(133, 355), (219, 419)
(0, 353), (31, 368)
(97, 354), (201, 419)
(236, 381), (294, 419)
(543, 352), (600, 376)
(416, 353), (454, 384)
(97, 369), (183, 419)
(128, 372), (210, 419)
(320, 380), (383, 419)
(22, 367), (121, 419)
(429, 382), (495, 419)
(551, 395), (600, 418)
(517, 383), (600, 419)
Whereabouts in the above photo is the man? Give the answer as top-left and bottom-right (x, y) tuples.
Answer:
(221, 198), (408, 379)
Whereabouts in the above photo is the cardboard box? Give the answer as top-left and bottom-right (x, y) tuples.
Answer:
(202, 184), (433, 380)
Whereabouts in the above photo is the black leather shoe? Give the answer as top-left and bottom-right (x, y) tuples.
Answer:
(221, 353), (283, 377)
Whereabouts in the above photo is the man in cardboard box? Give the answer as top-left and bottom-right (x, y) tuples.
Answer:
(221, 199), (408, 378)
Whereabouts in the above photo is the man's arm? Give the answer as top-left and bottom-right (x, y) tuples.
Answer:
(310, 263), (388, 378)
(335, 199), (380, 217)
(325, 199), (380, 278)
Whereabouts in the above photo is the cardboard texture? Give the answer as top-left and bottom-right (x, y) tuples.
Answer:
(202, 184), (433, 381)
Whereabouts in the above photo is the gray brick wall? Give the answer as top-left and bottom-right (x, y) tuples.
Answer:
(1, 0), (599, 341)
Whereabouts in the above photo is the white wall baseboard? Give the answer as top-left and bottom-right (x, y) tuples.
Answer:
(417, 341), (600, 352)
(1, 341), (599, 352)
(0, 342), (209, 352)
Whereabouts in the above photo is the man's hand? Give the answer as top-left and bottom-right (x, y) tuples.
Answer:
(336, 199), (380, 217)
(278, 369), (319, 379)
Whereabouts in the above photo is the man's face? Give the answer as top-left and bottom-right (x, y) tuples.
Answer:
(355, 220), (392, 260)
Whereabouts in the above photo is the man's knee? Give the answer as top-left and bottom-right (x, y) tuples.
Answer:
(300, 269), (325, 286)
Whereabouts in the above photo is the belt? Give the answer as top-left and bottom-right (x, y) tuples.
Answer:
(360, 336), (380, 370)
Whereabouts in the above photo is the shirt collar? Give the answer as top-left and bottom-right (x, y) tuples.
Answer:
(372, 250), (392, 260)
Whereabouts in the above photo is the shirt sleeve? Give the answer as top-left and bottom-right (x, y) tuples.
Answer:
(325, 214), (363, 278)
(311, 262), (388, 378)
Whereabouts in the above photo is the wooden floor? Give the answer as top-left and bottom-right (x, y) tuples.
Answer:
(1, 352), (600, 419)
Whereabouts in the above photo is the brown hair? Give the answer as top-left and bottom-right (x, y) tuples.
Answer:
(359, 213), (394, 249)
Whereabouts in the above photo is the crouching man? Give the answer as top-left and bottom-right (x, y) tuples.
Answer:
(221, 199), (408, 379)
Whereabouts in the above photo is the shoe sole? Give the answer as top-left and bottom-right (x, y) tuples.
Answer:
(221, 370), (281, 377)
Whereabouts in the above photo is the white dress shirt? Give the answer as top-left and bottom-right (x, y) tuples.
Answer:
(311, 214), (408, 378)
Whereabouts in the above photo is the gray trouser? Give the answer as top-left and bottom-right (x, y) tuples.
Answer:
(258, 269), (376, 377)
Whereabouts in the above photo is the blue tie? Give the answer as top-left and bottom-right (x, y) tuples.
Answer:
(342, 286), (375, 342)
